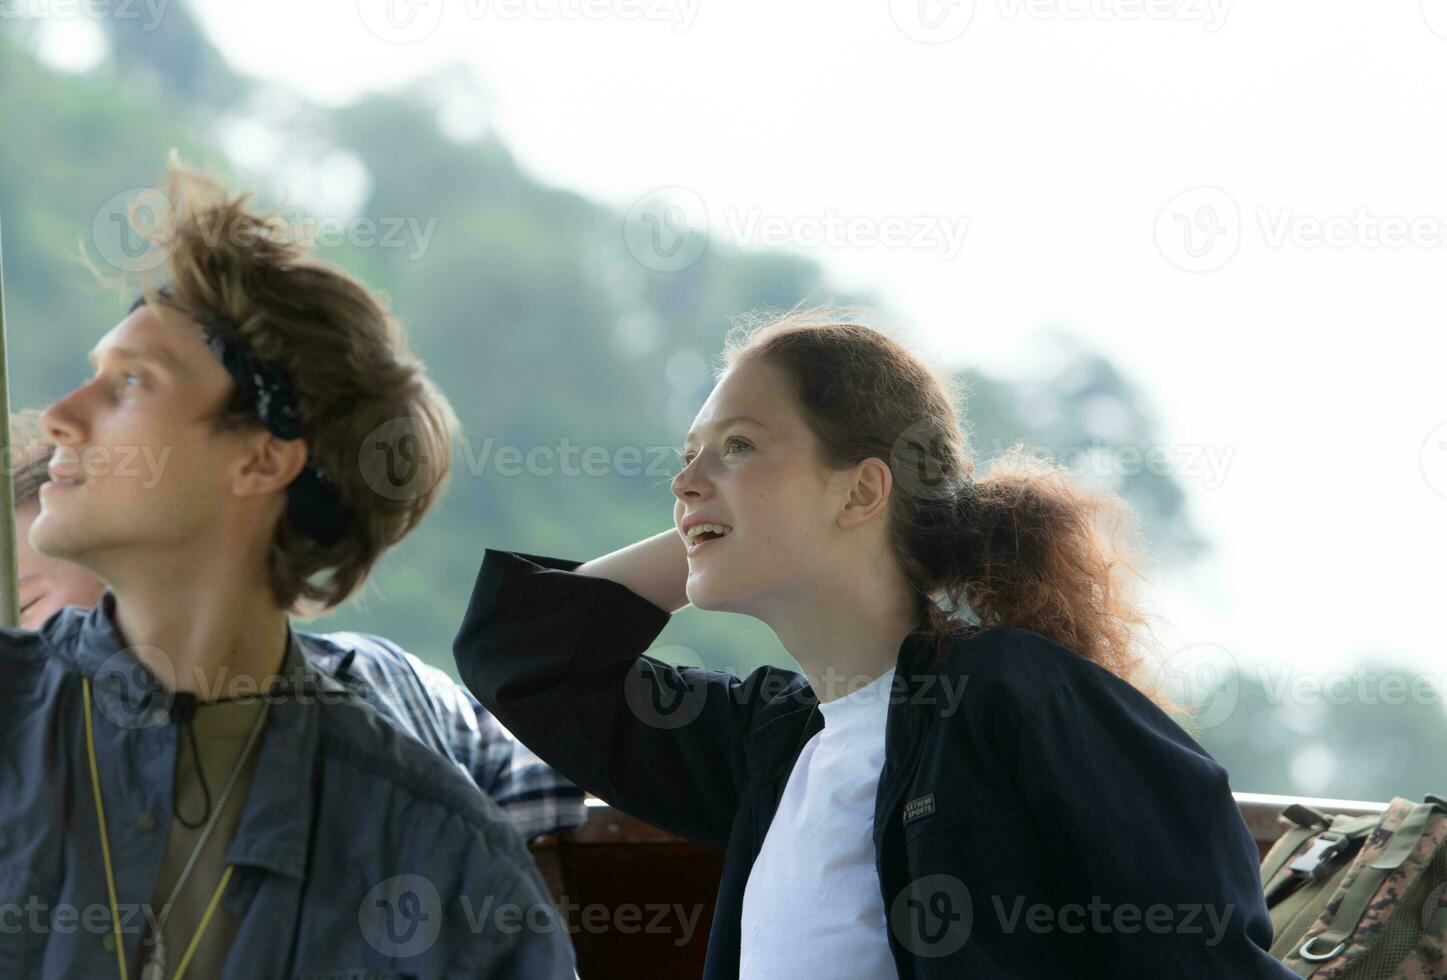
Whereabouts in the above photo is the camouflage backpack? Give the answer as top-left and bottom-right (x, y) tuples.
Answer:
(1259, 795), (1447, 978)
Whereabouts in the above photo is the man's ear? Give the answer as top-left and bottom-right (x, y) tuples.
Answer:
(838, 456), (893, 529)
(233, 431), (309, 499)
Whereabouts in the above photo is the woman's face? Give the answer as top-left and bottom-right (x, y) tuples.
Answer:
(672, 356), (846, 616)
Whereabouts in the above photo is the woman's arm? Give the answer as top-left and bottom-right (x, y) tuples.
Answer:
(574, 526), (691, 613)
(453, 539), (777, 849)
(1000, 634), (1292, 978)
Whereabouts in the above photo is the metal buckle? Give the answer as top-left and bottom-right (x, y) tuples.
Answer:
(1299, 936), (1347, 962)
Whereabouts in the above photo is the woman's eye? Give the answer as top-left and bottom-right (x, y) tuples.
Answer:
(678, 437), (750, 468)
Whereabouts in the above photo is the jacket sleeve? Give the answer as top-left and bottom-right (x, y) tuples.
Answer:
(394, 646), (591, 843)
(451, 548), (761, 850)
(1001, 633), (1293, 979)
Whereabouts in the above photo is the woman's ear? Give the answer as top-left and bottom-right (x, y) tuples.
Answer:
(838, 456), (893, 529)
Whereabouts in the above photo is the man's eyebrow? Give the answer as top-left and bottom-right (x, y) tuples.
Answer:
(683, 415), (768, 445)
(17, 573), (38, 586)
(86, 344), (186, 377)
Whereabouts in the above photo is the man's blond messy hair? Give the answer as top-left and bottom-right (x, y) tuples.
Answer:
(87, 151), (459, 617)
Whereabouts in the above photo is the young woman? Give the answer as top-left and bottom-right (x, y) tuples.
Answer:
(453, 308), (1290, 979)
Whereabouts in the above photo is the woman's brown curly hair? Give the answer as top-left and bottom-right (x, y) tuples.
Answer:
(719, 306), (1178, 715)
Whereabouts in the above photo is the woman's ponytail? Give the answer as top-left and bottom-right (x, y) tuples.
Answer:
(922, 447), (1155, 694)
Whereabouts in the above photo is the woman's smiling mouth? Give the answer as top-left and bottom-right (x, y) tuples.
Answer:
(682, 521), (733, 556)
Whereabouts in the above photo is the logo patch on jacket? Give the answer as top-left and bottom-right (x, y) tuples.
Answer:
(903, 793), (936, 827)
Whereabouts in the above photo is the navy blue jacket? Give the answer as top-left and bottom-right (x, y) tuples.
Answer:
(454, 549), (1295, 979)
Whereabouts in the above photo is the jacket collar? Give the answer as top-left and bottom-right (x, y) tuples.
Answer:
(44, 589), (349, 880)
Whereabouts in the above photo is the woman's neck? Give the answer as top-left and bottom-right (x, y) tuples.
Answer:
(764, 583), (920, 704)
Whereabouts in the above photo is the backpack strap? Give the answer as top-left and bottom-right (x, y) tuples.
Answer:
(1290, 799), (1447, 976)
(1262, 809), (1379, 909)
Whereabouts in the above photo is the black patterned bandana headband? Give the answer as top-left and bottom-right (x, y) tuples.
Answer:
(127, 288), (350, 546)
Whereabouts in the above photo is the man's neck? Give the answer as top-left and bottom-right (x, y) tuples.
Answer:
(108, 573), (291, 701)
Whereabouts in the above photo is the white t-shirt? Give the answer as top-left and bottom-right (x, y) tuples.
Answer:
(738, 666), (898, 978)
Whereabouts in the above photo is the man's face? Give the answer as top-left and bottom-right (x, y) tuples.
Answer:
(30, 302), (250, 579)
(14, 503), (105, 629)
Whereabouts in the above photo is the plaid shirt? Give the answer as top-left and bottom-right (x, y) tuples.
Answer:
(301, 628), (588, 842)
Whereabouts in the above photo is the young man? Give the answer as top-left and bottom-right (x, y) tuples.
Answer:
(8, 408), (588, 846)
(0, 157), (577, 978)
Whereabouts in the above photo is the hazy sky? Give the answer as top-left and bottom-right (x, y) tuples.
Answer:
(27, 1), (1447, 705)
